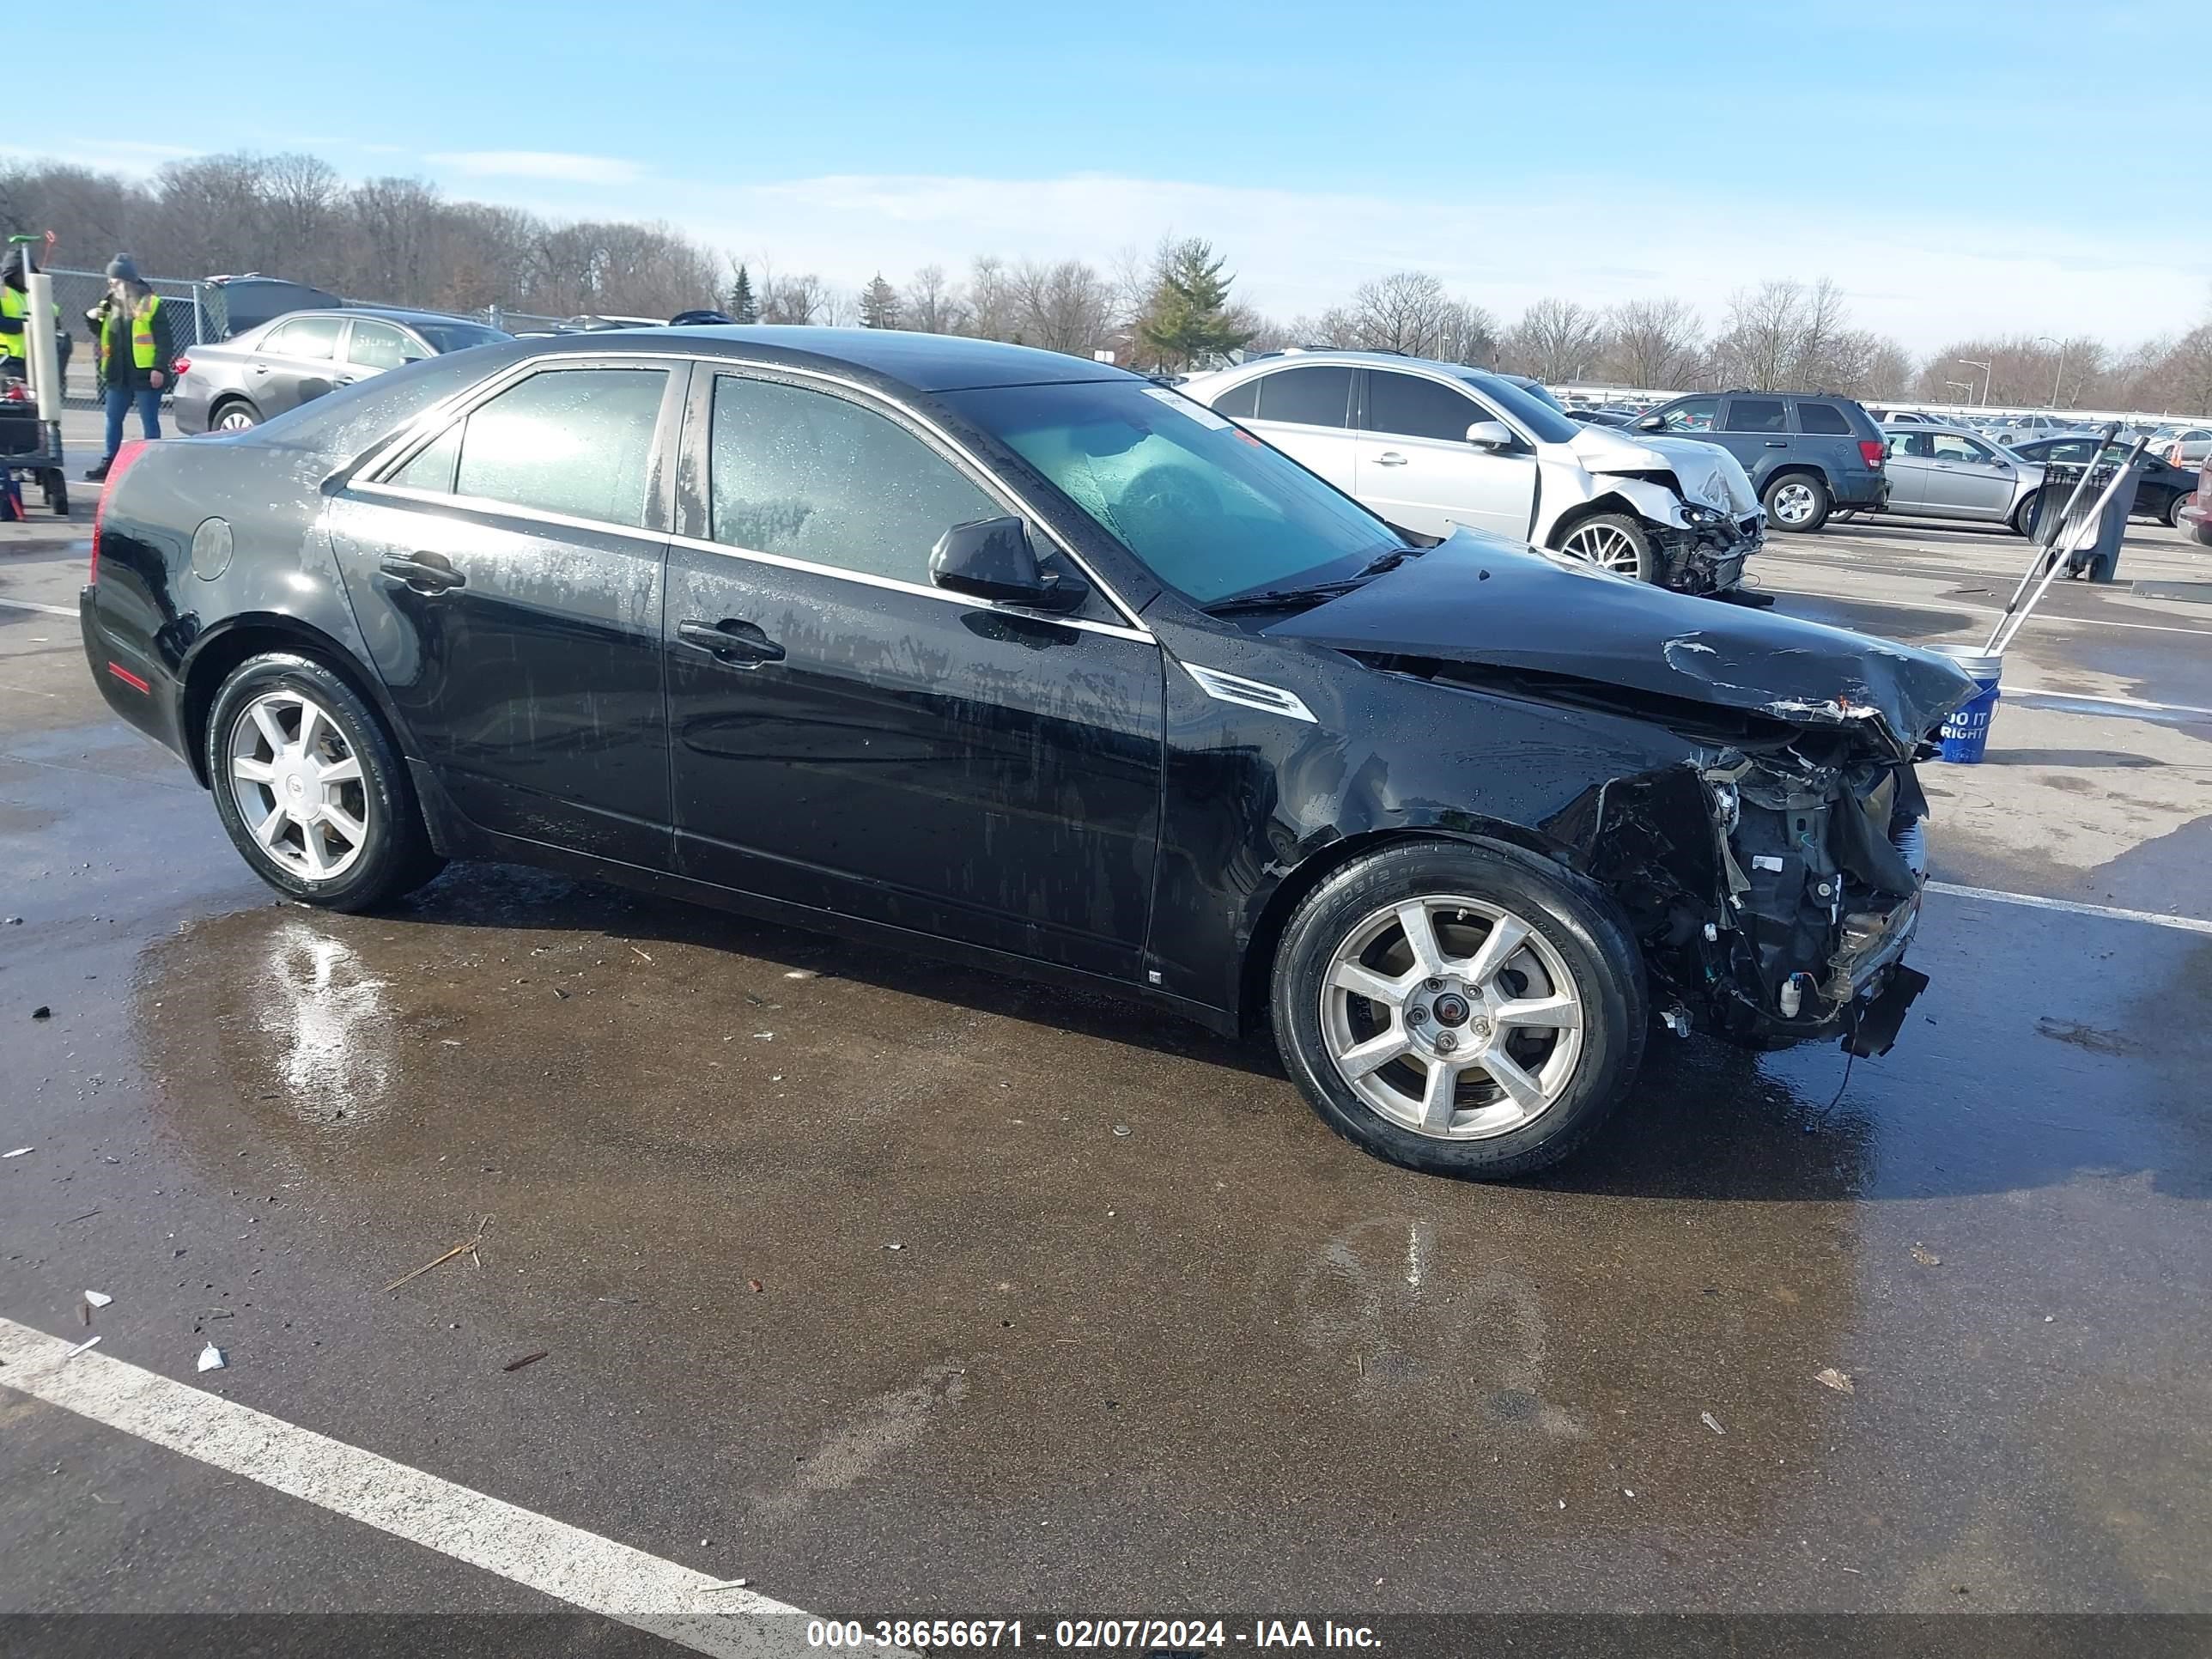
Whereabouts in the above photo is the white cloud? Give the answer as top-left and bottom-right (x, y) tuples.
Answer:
(428, 149), (645, 186)
(627, 169), (2206, 355)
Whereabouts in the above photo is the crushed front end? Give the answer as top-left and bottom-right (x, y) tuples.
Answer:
(1655, 501), (1764, 598)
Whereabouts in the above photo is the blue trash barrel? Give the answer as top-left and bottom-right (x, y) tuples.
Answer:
(1929, 645), (2002, 763)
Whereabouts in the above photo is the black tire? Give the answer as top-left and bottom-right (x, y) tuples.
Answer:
(1270, 840), (1648, 1180)
(2168, 491), (2194, 530)
(204, 652), (444, 911)
(1761, 472), (1832, 533)
(209, 398), (262, 432)
(2011, 490), (2045, 538)
(1552, 512), (1660, 584)
(40, 470), (66, 515)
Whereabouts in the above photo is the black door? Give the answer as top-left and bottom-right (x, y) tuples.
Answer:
(327, 360), (683, 867)
(665, 368), (1164, 979)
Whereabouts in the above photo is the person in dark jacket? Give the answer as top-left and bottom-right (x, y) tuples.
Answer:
(84, 253), (174, 482)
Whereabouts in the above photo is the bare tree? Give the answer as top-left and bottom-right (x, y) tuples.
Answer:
(1599, 298), (1703, 390)
(1709, 280), (1806, 390)
(1009, 258), (1114, 356)
(1500, 298), (1606, 382)
(965, 255), (1016, 341)
(1346, 271), (1453, 356)
(904, 263), (965, 334)
(760, 271), (832, 325)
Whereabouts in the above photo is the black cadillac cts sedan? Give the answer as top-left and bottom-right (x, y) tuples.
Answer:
(81, 328), (1974, 1179)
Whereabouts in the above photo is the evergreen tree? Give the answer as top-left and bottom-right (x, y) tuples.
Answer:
(860, 272), (901, 329)
(1137, 238), (1253, 370)
(728, 264), (757, 325)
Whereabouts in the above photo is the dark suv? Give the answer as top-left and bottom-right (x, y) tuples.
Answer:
(1635, 392), (1888, 532)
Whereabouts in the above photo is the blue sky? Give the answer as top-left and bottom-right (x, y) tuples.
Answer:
(36, 0), (2210, 349)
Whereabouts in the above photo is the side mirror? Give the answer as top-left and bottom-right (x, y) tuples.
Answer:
(1634, 414), (1665, 433)
(930, 516), (1087, 613)
(1465, 419), (1514, 450)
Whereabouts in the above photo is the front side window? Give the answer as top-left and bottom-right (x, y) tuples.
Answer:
(950, 380), (1400, 606)
(1932, 432), (1996, 464)
(1723, 397), (1788, 433)
(347, 320), (422, 372)
(1887, 431), (1934, 459)
(708, 374), (999, 584)
(264, 316), (341, 362)
(410, 367), (669, 526)
(1656, 396), (1717, 433)
(1366, 371), (1487, 443)
(1253, 366), (1352, 428)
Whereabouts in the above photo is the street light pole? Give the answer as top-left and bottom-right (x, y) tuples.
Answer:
(1959, 359), (1992, 406)
(2037, 336), (2064, 406)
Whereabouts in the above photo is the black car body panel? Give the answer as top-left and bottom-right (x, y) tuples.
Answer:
(2008, 435), (2200, 522)
(82, 327), (1972, 1060)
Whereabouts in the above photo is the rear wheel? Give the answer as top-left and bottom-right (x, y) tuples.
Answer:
(205, 653), (443, 911)
(1762, 472), (1831, 532)
(1553, 512), (1659, 583)
(1270, 841), (1647, 1180)
(211, 399), (261, 432)
(2168, 491), (2194, 530)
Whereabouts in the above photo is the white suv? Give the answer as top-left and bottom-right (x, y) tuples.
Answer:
(1178, 350), (1763, 593)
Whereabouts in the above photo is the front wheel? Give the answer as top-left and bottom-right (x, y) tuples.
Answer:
(205, 653), (443, 911)
(1270, 841), (1648, 1180)
(2169, 491), (2195, 530)
(1553, 512), (1659, 583)
(1762, 473), (1831, 532)
(2012, 490), (2045, 538)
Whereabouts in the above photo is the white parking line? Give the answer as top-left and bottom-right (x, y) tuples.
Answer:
(0, 1317), (842, 1656)
(1928, 882), (2212, 938)
(2007, 685), (2212, 720)
(0, 595), (76, 618)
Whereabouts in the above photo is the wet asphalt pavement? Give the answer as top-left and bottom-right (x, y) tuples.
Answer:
(3, 514), (2210, 1641)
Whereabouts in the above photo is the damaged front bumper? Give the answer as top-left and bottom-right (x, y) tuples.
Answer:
(1656, 507), (1764, 597)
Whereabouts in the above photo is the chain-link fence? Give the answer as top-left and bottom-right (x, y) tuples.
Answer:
(44, 266), (227, 408)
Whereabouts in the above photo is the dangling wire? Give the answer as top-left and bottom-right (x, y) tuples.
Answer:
(1822, 1049), (1856, 1116)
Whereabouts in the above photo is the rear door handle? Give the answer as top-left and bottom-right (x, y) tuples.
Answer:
(378, 550), (465, 593)
(1374, 452), (1408, 466)
(250, 363), (271, 375)
(678, 617), (785, 666)
(1763, 440), (1788, 447)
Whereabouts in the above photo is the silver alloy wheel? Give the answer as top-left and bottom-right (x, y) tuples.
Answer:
(1770, 481), (1818, 526)
(1318, 894), (1586, 1140)
(1559, 521), (1644, 574)
(227, 690), (370, 880)
(216, 408), (258, 431)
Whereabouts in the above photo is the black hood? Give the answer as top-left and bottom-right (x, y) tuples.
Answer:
(1266, 533), (1978, 749)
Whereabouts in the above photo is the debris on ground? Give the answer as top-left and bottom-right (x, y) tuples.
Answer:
(748, 1279), (763, 1293)
(752, 1032), (774, 1040)
(3, 1147), (31, 1158)
(31, 1006), (51, 1020)
(82, 1291), (112, 1309)
(782, 969), (818, 981)
(502, 1351), (548, 1372)
(629, 945), (653, 963)
(883, 1242), (903, 1251)
(1112, 1124), (1131, 1137)
(1911, 1244), (1942, 1266)
(384, 1217), (493, 1294)
(4, 916), (21, 925)
(702, 1578), (750, 1591)
(197, 1344), (227, 1372)
(1701, 1412), (1726, 1435)
(1815, 1368), (1855, 1395)
(63, 1336), (100, 1360)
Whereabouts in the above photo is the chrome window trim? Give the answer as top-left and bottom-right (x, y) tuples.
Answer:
(350, 347), (1152, 638)
(349, 480), (672, 547)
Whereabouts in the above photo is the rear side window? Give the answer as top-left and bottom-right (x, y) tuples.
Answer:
(708, 374), (1000, 584)
(264, 316), (342, 362)
(1254, 366), (1352, 428)
(1722, 397), (1787, 433)
(1796, 402), (1852, 434)
(1366, 371), (1485, 442)
(1211, 379), (1259, 418)
(441, 367), (668, 526)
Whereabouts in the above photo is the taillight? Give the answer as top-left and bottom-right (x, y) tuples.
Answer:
(88, 439), (151, 586)
(1859, 439), (1886, 470)
(172, 356), (190, 377)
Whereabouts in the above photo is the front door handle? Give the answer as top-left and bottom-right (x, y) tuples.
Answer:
(678, 617), (785, 666)
(250, 363), (271, 375)
(378, 550), (466, 593)
(1374, 451), (1408, 466)
(1763, 440), (1787, 447)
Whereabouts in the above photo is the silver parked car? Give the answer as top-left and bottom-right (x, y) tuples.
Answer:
(1881, 423), (2047, 535)
(172, 307), (511, 434)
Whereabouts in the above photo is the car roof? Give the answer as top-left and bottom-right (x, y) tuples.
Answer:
(516, 325), (1139, 392)
(341, 305), (503, 329)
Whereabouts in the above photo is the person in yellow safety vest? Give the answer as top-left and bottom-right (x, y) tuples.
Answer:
(83, 253), (173, 483)
(0, 246), (60, 381)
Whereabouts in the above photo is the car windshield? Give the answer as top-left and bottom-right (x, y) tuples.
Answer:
(1459, 372), (1580, 442)
(951, 379), (1403, 606)
(410, 321), (512, 354)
